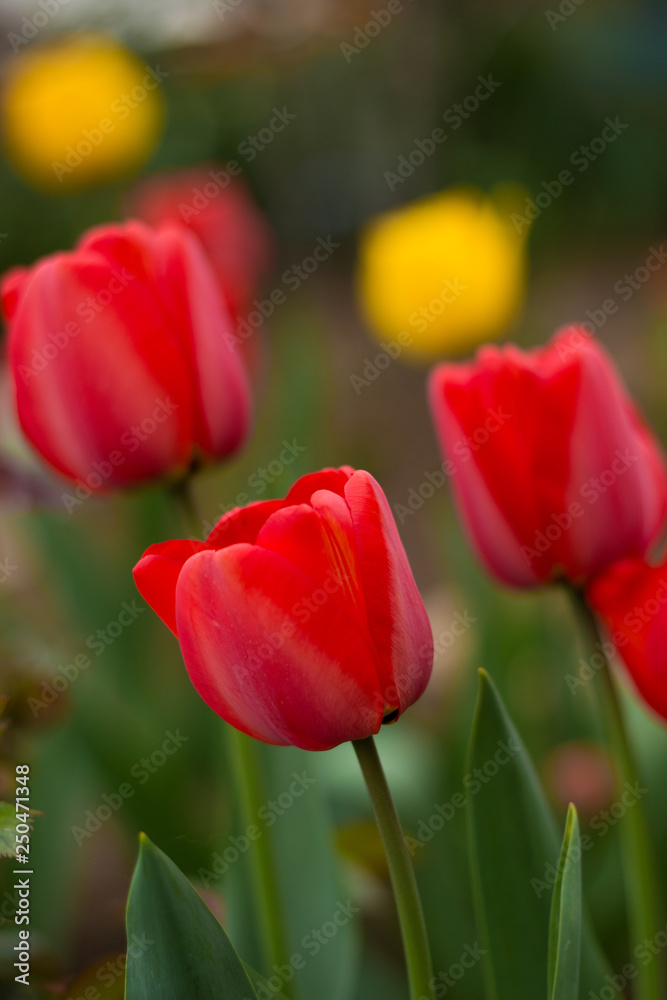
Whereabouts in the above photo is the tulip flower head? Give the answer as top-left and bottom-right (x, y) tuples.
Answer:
(428, 327), (667, 588)
(2, 35), (164, 191)
(126, 169), (273, 330)
(134, 468), (434, 750)
(357, 187), (527, 362)
(587, 558), (667, 723)
(2, 220), (251, 492)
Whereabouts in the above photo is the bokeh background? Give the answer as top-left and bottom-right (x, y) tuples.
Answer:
(0, 0), (666, 997)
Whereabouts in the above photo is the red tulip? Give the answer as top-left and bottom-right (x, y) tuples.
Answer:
(133, 468), (434, 750)
(126, 168), (273, 330)
(587, 557), (667, 723)
(2, 220), (251, 491)
(428, 327), (667, 587)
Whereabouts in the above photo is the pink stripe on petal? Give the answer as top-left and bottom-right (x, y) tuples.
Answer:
(175, 545), (385, 750)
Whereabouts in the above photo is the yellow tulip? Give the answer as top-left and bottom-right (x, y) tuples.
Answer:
(2, 34), (165, 191)
(357, 187), (528, 362)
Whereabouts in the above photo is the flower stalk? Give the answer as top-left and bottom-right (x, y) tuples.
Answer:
(570, 589), (661, 1000)
(353, 735), (433, 1000)
(172, 480), (292, 995)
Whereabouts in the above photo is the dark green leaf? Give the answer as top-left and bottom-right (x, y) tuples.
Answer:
(125, 834), (258, 1000)
(467, 669), (609, 1000)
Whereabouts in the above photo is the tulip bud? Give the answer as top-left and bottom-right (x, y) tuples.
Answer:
(2, 220), (251, 490)
(587, 558), (667, 723)
(126, 168), (273, 332)
(133, 468), (434, 750)
(428, 327), (667, 587)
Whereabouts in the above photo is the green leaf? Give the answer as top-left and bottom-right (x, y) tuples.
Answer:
(262, 745), (360, 1000)
(224, 742), (360, 1000)
(0, 802), (18, 858)
(548, 804), (582, 1000)
(467, 669), (609, 1000)
(125, 834), (259, 1000)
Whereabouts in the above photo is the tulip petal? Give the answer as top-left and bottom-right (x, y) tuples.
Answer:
(428, 328), (667, 587)
(285, 467), (355, 504)
(9, 250), (193, 485)
(1, 266), (29, 320)
(429, 344), (578, 585)
(206, 499), (286, 549)
(344, 471), (433, 713)
(587, 559), (667, 723)
(566, 340), (667, 574)
(81, 221), (252, 463)
(152, 225), (252, 459)
(255, 497), (371, 637)
(127, 170), (273, 322)
(175, 545), (385, 750)
(134, 538), (211, 635)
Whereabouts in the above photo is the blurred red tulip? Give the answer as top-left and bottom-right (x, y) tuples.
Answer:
(2, 220), (251, 491)
(428, 326), (667, 587)
(126, 169), (273, 354)
(587, 557), (667, 722)
(134, 468), (434, 750)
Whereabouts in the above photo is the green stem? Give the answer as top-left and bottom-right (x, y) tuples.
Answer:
(227, 729), (292, 994)
(569, 589), (661, 1000)
(170, 479), (291, 993)
(170, 476), (203, 538)
(353, 736), (434, 1000)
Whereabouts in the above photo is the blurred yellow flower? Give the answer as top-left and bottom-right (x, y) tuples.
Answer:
(2, 35), (165, 192)
(357, 187), (528, 362)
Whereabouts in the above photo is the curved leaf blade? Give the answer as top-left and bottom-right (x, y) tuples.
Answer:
(548, 804), (582, 1000)
(467, 669), (609, 1000)
(125, 833), (258, 1000)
